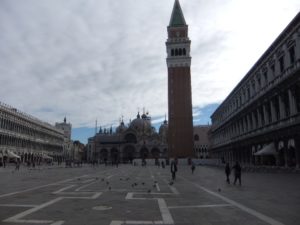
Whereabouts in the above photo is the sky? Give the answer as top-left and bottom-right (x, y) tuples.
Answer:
(0, 0), (299, 144)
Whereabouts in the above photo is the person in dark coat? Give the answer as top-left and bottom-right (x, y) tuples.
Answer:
(191, 162), (195, 174)
(170, 159), (177, 181)
(225, 163), (231, 184)
(232, 162), (242, 185)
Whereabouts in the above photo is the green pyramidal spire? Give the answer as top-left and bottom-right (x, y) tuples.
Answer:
(169, 0), (186, 27)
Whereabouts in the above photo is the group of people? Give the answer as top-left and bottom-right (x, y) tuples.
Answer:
(225, 162), (242, 185)
(169, 159), (242, 186)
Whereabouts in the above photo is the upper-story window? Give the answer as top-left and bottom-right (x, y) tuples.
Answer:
(183, 48), (186, 55)
(251, 80), (256, 95)
(171, 49), (174, 56)
(247, 88), (250, 100)
(194, 134), (199, 141)
(175, 49), (178, 56)
(263, 70), (268, 85)
(289, 46), (295, 65)
(179, 48), (182, 56)
(270, 64), (275, 78)
(257, 75), (261, 89)
(279, 56), (285, 73)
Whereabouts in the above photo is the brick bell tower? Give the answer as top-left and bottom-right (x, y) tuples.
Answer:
(166, 0), (194, 158)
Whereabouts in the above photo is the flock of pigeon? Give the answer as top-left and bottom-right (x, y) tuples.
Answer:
(86, 177), (175, 193)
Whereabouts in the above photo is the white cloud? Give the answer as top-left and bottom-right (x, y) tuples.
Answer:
(0, 0), (299, 129)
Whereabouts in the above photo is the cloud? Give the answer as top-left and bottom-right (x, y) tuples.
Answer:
(0, 0), (299, 135)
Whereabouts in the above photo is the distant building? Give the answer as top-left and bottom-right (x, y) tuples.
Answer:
(87, 112), (168, 163)
(0, 101), (64, 163)
(55, 117), (71, 139)
(210, 12), (300, 168)
(167, 0), (194, 158)
(193, 125), (211, 159)
(55, 117), (72, 159)
(73, 140), (85, 161)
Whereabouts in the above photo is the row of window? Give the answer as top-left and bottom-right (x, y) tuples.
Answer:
(213, 88), (300, 145)
(0, 116), (63, 144)
(171, 48), (187, 56)
(213, 38), (297, 126)
(194, 148), (208, 153)
(0, 134), (63, 152)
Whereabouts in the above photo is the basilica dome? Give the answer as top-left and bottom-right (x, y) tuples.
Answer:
(130, 112), (152, 133)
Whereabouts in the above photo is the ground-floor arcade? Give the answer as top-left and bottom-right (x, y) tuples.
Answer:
(211, 125), (300, 168)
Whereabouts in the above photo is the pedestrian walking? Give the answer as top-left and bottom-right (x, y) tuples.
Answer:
(191, 162), (195, 174)
(15, 159), (20, 171)
(171, 159), (177, 181)
(161, 161), (165, 169)
(225, 163), (231, 184)
(232, 161), (242, 185)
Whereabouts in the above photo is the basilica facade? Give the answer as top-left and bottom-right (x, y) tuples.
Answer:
(87, 112), (168, 163)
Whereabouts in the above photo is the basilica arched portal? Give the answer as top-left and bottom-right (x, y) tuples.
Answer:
(151, 147), (160, 159)
(123, 145), (135, 162)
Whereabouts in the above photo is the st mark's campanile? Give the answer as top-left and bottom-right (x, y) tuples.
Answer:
(166, 0), (194, 158)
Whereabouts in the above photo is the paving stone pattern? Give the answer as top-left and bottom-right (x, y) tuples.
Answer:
(0, 164), (299, 225)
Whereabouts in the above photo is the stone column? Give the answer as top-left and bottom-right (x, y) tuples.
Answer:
(270, 99), (277, 122)
(243, 117), (247, 133)
(247, 114), (251, 131)
(281, 141), (288, 168)
(295, 137), (300, 168)
(294, 32), (300, 62)
(257, 108), (262, 127)
(279, 94), (286, 120)
(274, 141), (280, 166)
(263, 104), (269, 125)
(252, 112), (256, 130)
(288, 88), (297, 115)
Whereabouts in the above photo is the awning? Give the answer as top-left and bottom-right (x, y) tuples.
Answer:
(254, 143), (277, 156)
(42, 154), (53, 160)
(8, 151), (21, 159)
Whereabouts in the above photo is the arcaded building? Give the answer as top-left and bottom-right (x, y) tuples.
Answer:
(167, 0), (194, 158)
(210, 13), (300, 168)
(87, 112), (168, 163)
(0, 102), (64, 163)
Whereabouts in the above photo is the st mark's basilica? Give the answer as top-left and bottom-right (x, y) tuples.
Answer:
(87, 112), (168, 163)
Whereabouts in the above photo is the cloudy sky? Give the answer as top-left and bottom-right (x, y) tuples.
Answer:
(0, 0), (299, 143)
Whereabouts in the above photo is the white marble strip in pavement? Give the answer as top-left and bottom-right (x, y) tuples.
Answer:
(81, 178), (95, 183)
(155, 183), (160, 192)
(0, 175), (88, 198)
(180, 176), (286, 225)
(162, 179), (179, 195)
(0, 204), (38, 207)
(157, 198), (174, 224)
(125, 193), (174, 224)
(168, 204), (232, 209)
(52, 185), (75, 194)
(50, 221), (65, 225)
(63, 192), (102, 199)
(3, 197), (64, 223)
(75, 181), (98, 191)
(110, 221), (164, 225)
(5, 219), (53, 224)
(169, 186), (179, 195)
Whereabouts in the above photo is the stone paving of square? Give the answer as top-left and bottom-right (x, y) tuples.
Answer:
(0, 164), (299, 225)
